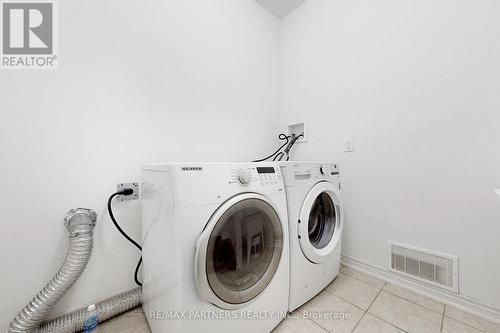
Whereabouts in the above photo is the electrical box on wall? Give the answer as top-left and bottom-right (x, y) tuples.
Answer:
(288, 123), (306, 143)
(345, 137), (354, 152)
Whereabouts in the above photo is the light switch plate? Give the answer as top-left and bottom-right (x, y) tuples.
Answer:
(345, 137), (354, 152)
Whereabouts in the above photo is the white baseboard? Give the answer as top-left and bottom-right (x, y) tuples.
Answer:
(341, 255), (500, 325)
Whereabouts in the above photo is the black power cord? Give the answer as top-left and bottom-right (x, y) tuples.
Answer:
(282, 133), (304, 161)
(108, 190), (143, 287)
(252, 133), (290, 162)
(253, 132), (304, 162)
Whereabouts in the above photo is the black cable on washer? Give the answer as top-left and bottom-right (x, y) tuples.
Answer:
(107, 190), (143, 287)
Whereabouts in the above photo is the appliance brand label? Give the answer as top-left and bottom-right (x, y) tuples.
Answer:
(181, 167), (203, 171)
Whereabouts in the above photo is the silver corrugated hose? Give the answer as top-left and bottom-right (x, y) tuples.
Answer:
(8, 208), (98, 333)
(8, 207), (143, 333)
(37, 287), (142, 333)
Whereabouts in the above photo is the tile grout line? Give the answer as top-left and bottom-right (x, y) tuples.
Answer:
(442, 304), (493, 333)
(381, 287), (445, 316)
(321, 289), (368, 313)
(343, 267), (446, 316)
(442, 315), (488, 333)
(316, 290), (410, 332)
(325, 274), (449, 333)
(367, 311), (408, 333)
(339, 267), (497, 332)
(295, 300), (342, 333)
(366, 290), (485, 333)
(374, 288), (447, 325)
(349, 310), (367, 333)
(340, 271), (383, 332)
(365, 283), (412, 333)
(367, 282), (386, 311)
(344, 267), (500, 329)
(304, 286), (374, 333)
(305, 316), (330, 333)
(302, 291), (367, 332)
(441, 303), (491, 332)
(368, 313), (409, 333)
(329, 271), (447, 332)
(340, 267), (386, 289)
(440, 305), (445, 332)
(323, 272), (383, 312)
(338, 271), (383, 290)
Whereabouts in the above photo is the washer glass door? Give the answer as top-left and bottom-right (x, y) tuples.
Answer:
(298, 182), (342, 264)
(197, 194), (283, 307)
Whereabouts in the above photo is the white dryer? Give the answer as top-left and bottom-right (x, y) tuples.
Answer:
(141, 163), (289, 333)
(279, 162), (343, 312)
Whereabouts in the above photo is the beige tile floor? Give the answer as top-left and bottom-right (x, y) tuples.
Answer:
(102, 266), (500, 333)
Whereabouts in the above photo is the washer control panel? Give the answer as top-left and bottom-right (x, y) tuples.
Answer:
(229, 166), (282, 187)
(280, 162), (341, 187)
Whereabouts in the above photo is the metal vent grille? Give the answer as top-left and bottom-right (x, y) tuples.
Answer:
(389, 242), (458, 292)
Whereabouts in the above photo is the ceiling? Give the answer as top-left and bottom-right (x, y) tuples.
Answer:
(254, 0), (307, 19)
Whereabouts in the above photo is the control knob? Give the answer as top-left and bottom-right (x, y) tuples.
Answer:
(237, 170), (252, 185)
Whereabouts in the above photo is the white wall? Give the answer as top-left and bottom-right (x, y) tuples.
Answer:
(281, 0), (500, 309)
(0, 0), (281, 328)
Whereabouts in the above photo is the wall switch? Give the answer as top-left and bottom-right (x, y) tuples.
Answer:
(288, 123), (306, 143)
(345, 137), (354, 152)
(494, 189), (500, 198)
(116, 183), (141, 201)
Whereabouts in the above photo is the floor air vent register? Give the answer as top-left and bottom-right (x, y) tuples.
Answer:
(389, 241), (459, 292)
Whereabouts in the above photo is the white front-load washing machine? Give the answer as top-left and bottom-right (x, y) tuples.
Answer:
(141, 162), (289, 333)
(279, 162), (343, 312)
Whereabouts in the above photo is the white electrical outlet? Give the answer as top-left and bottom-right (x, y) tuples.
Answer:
(494, 189), (500, 197)
(116, 183), (141, 201)
(345, 137), (354, 152)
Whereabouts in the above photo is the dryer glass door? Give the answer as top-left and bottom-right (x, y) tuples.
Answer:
(298, 181), (343, 264)
(197, 194), (283, 307)
(308, 191), (336, 249)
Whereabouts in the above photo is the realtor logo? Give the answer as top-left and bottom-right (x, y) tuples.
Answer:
(1, 0), (57, 68)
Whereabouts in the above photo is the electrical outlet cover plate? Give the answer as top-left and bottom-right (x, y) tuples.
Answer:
(116, 183), (140, 201)
(288, 123), (306, 143)
(345, 137), (354, 152)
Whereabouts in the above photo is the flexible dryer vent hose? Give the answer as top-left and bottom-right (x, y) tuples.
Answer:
(8, 208), (97, 333)
(8, 208), (143, 333)
(37, 287), (142, 333)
